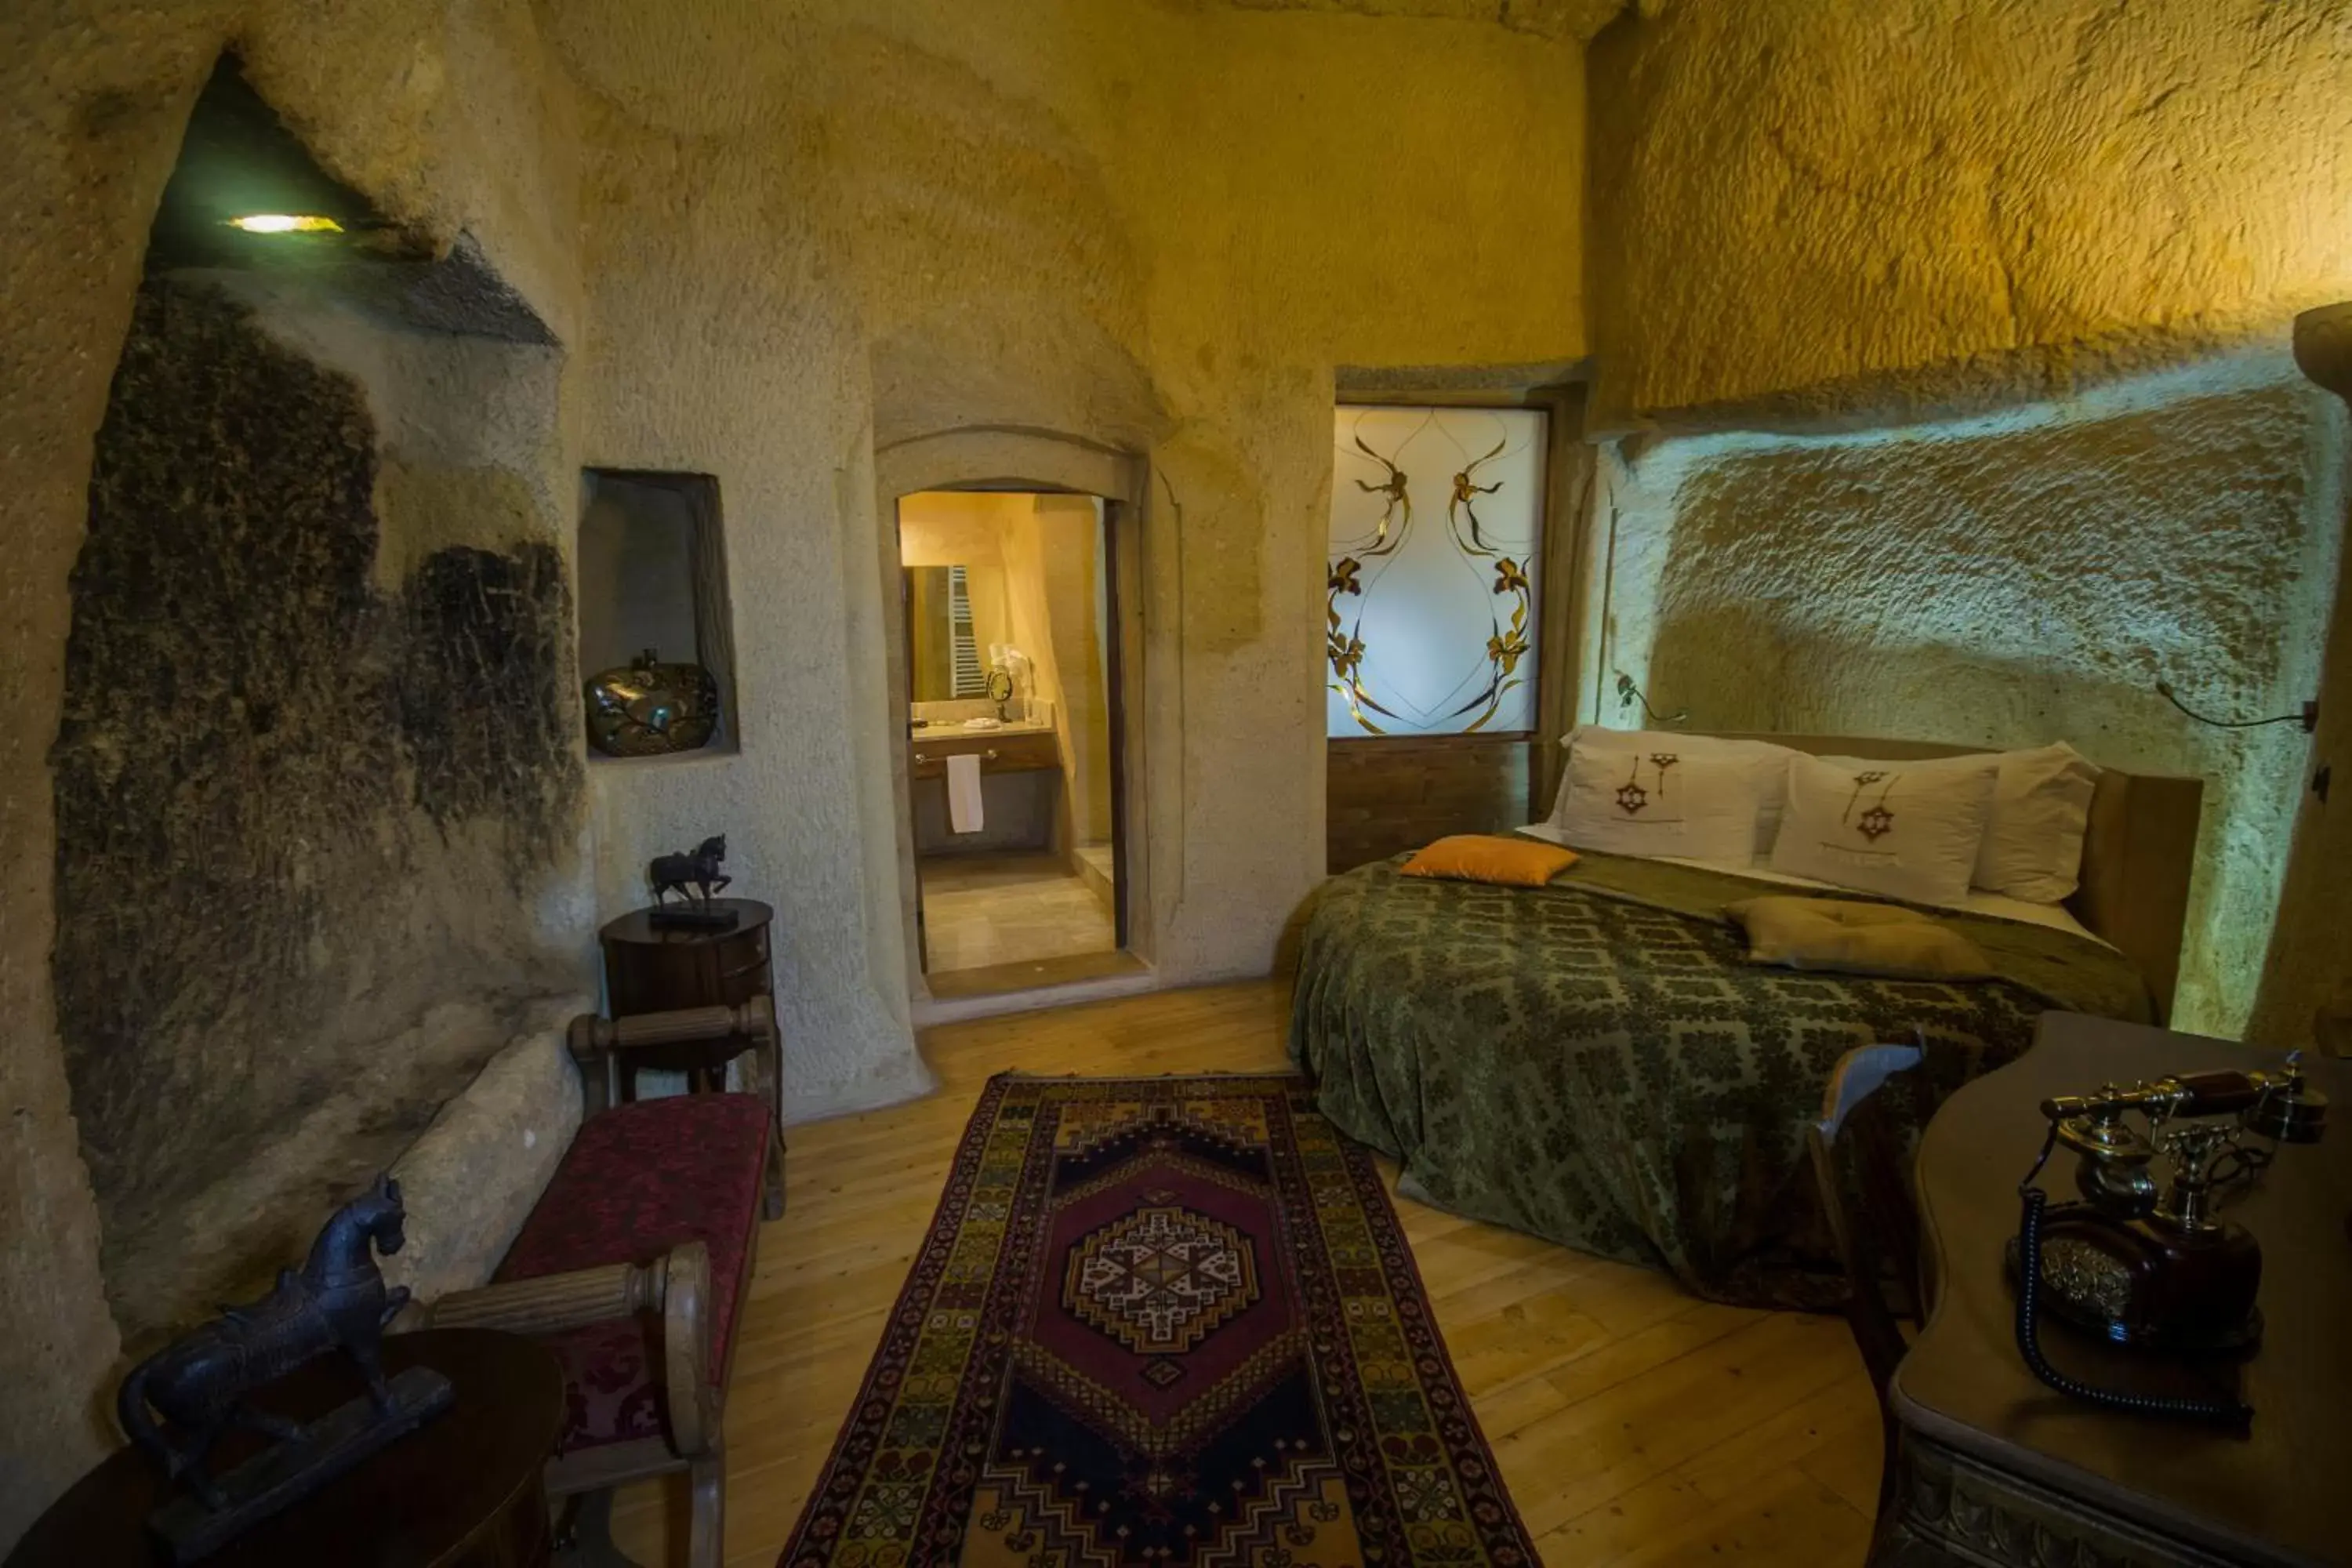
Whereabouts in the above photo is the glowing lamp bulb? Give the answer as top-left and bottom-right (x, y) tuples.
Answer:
(226, 213), (343, 234)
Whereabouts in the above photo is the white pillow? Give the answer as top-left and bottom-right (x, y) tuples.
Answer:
(1554, 728), (1798, 857)
(1552, 737), (1787, 862)
(1975, 742), (2100, 903)
(1768, 752), (1999, 906)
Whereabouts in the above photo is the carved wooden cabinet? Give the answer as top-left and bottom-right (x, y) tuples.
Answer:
(597, 898), (775, 1098)
(1875, 1436), (2251, 1567)
(1878, 1014), (2350, 1568)
(7, 1330), (564, 1568)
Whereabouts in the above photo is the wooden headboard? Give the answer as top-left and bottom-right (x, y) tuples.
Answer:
(1712, 735), (2205, 1024)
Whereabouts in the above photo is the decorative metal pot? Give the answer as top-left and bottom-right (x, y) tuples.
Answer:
(584, 648), (720, 757)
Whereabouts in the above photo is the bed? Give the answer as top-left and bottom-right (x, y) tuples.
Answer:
(1288, 733), (2201, 1309)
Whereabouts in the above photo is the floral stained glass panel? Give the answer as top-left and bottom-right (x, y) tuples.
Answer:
(1327, 406), (1548, 737)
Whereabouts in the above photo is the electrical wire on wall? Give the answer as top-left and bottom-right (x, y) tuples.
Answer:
(2155, 681), (2318, 734)
(1589, 459), (1621, 724)
(2157, 679), (2328, 803)
(1613, 672), (1688, 727)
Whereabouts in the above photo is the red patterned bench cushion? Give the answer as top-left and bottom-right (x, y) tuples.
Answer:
(495, 1092), (771, 1452)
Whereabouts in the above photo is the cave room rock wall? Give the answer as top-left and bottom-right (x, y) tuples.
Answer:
(1583, 0), (2352, 1043)
(1585, 0), (2352, 430)
(549, 0), (1595, 1062)
(3, 0), (586, 1535)
(58, 274), (587, 1332)
(5, 1), (1599, 1540)
(1593, 353), (2346, 1034)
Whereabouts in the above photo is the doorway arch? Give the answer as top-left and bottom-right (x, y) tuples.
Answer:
(873, 427), (1156, 1008)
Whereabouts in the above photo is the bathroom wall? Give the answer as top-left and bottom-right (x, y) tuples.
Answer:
(900, 495), (1013, 672)
(1029, 496), (1116, 849)
(900, 491), (1111, 857)
(998, 496), (1114, 854)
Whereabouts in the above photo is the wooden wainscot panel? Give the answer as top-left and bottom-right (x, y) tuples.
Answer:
(1327, 734), (1537, 874)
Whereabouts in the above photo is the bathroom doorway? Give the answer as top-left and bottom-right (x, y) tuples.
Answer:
(898, 490), (1128, 996)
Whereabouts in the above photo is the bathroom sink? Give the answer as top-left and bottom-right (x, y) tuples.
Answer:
(911, 718), (1048, 738)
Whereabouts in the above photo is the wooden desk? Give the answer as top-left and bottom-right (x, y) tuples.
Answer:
(1882, 1012), (2350, 1567)
(9, 1330), (563, 1567)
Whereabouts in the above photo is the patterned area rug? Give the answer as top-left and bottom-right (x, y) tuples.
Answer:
(782, 1075), (1536, 1568)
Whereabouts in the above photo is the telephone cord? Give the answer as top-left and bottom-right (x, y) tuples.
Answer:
(2012, 1181), (2253, 1429)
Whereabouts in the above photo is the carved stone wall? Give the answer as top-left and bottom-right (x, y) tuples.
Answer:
(1592, 354), (2346, 1034)
(1584, 0), (2352, 433)
(53, 278), (585, 1333)
(1581, 0), (2352, 1041)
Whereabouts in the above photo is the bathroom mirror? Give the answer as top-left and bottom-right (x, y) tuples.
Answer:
(906, 564), (982, 702)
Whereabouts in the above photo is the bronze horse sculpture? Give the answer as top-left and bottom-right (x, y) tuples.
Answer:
(650, 833), (731, 907)
(117, 1175), (414, 1510)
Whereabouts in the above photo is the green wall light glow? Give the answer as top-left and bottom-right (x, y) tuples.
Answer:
(226, 213), (342, 234)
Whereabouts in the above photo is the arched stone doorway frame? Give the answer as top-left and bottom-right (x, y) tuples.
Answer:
(872, 426), (1157, 1005)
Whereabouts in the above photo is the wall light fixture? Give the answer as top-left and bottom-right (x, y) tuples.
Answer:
(1613, 672), (1688, 727)
(226, 213), (343, 234)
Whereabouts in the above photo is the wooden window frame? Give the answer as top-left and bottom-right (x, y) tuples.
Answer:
(1327, 386), (1592, 810)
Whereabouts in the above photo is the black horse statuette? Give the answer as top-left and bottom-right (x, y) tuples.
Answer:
(117, 1175), (454, 1561)
(648, 833), (736, 929)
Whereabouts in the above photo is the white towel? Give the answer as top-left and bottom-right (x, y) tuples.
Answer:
(946, 752), (985, 834)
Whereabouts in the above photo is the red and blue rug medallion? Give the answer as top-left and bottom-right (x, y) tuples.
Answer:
(781, 1075), (1535, 1568)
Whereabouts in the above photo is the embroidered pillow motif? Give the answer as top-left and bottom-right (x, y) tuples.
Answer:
(1551, 727), (1797, 859)
(1767, 751), (1999, 906)
(1551, 739), (1785, 863)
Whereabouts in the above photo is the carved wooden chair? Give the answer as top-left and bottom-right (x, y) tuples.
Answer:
(403, 1000), (784, 1568)
(1806, 1040), (1928, 1524)
(569, 997), (786, 1223)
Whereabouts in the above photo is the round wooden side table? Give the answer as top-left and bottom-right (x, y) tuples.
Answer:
(597, 898), (776, 1096)
(8, 1329), (564, 1568)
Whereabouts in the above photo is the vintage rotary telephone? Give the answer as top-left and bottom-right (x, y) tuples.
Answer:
(2011, 1058), (2328, 1427)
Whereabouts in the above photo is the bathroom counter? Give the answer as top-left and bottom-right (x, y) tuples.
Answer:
(909, 719), (1056, 739)
(908, 727), (1062, 855)
(909, 728), (1059, 776)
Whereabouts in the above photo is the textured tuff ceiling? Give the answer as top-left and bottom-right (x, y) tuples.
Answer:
(147, 57), (554, 343)
(1214, 0), (1632, 42)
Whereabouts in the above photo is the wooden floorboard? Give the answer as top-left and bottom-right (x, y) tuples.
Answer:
(607, 978), (1879, 1567)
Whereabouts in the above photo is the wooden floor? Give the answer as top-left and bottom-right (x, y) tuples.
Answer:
(611, 981), (1881, 1567)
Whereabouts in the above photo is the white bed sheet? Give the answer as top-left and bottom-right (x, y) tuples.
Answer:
(1514, 822), (2110, 947)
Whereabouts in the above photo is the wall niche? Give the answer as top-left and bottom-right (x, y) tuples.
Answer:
(577, 470), (740, 760)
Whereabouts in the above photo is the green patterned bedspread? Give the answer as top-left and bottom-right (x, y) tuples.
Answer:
(1288, 853), (2153, 1309)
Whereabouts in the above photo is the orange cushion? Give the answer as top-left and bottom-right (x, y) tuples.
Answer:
(1399, 835), (1578, 887)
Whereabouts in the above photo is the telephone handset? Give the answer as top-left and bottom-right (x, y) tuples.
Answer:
(2009, 1058), (2328, 1428)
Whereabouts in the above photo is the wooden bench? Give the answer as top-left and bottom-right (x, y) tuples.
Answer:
(404, 999), (783, 1567)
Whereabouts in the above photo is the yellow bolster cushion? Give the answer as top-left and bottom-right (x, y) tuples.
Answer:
(1726, 896), (1992, 979)
(1399, 835), (1579, 888)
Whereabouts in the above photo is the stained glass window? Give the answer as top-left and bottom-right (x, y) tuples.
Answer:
(1326, 406), (1548, 736)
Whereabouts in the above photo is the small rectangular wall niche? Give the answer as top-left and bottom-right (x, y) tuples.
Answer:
(577, 470), (739, 758)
